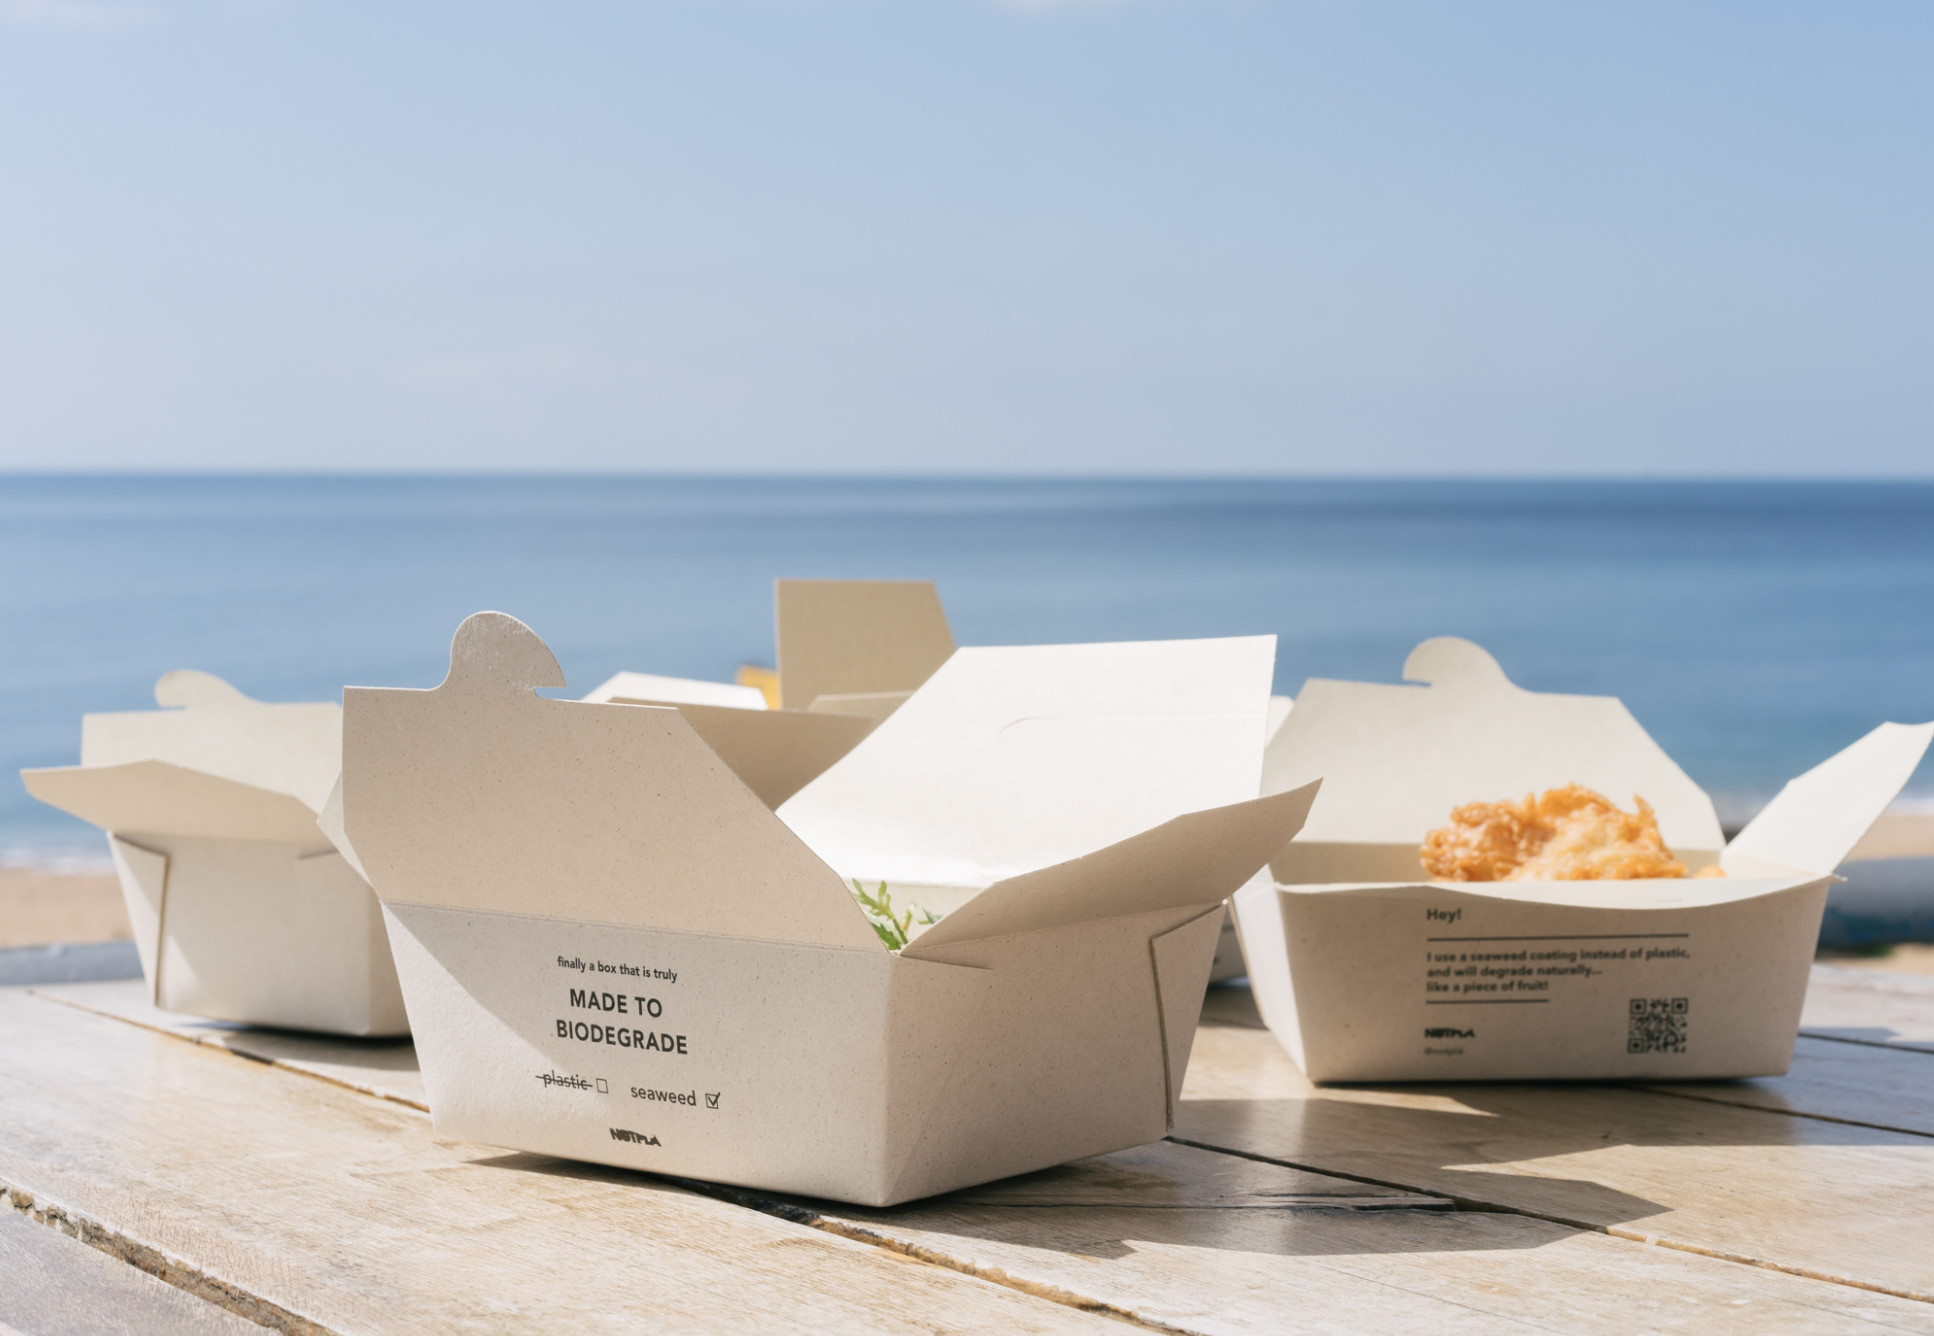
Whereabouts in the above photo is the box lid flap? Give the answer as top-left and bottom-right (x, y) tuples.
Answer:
(776, 635), (1277, 888)
(902, 782), (1318, 956)
(648, 702), (875, 808)
(775, 579), (955, 711)
(78, 671), (342, 813)
(340, 613), (884, 951)
(1723, 721), (1934, 876)
(1263, 637), (1721, 854)
(21, 760), (326, 844)
(580, 672), (768, 711)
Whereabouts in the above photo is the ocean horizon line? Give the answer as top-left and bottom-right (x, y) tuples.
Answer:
(6, 470), (1934, 487)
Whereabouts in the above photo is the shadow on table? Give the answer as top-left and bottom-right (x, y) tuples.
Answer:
(464, 1145), (1589, 1261)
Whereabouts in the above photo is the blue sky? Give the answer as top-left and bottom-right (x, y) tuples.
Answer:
(2, 1), (1930, 475)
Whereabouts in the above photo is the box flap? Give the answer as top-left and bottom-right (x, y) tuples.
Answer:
(776, 635), (1277, 889)
(804, 691), (912, 721)
(21, 760), (328, 844)
(580, 672), (768, 711)
(79, 672), (342, 813)
(1263, 637), (1721, 856)
(340, 612), (884, 952)
(316, 775), (367, 881)
(648, 702), (876, 808)
(1723, 721), (1934, 877)
(1265, 695), (1294, 746)
(902, 783), (1318, 956)
(775, 579), (955, 711)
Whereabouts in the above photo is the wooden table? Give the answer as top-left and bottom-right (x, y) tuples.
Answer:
(4, 964), (1932, 1335)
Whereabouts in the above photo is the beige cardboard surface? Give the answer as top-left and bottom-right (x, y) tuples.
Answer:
(79, 674), (342, 812)
(340, 611), (1305, 1205)
(340, 617), (879, 952)
(580, 671), (768, 711)
(804, 690), (914, 720)
(778, 636), (1276, 892)
(903, 784), (1317, 956)
(24, 760), (327, 845)
(774, 579), (954, 710)
(575, 580), (953, 807)
(110, 836), (168, 995)
(19, 673), (404, 1036)
(1235, 875), (1827, 1081)
(655, 702), (876, 808)
(1263, 637), (1720, 860)
(126, 834), (407, 1034)
(1265, 693), (1293, 746)
(1240, 638), (1934, 1083)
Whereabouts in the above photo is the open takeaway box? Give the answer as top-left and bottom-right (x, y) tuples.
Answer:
(20, 671), (405, 1035)
(586, 578), (1274, 980)
(1233, 637), (1933, 1083)
(579, 579), (958, 808)
(328, 612), (1314, 1206)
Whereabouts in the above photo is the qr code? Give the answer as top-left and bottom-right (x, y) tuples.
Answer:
(1628, 998), (1688, 1054)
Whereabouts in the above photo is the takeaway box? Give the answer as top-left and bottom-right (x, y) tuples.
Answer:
(1233, 637), (1933, 1083)
(329, 612), (1310, 1206)
(20, 671), (406, 1036)
(589, 576), (1270, 980)
(579, 579), (958, 807)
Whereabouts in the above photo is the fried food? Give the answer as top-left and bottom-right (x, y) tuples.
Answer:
(1421, 784), (1693, 882)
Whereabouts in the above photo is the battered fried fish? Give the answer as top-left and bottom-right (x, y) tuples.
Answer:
(1421, 784), (1705, 882)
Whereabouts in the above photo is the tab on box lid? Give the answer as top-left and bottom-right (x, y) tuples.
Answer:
(776, 636), (1277, 889)
(1264, 637), (1721, 856)
(1723, 721), (1934, 877)
(79, 672), (342, 813)
(341, 613), (884, 952)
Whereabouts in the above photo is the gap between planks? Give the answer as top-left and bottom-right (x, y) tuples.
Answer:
(1632, 1081), (1934, 1140)
(3, 1185), (334, 1336)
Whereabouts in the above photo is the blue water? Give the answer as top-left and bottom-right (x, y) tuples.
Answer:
(4, 475), (1933, 866)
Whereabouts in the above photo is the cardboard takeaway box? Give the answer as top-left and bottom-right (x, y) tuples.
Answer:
(20, 671), (406, 1036)
(579, 579), (958, 808)
(328, 612), (1313, 1206)
(585, 577), (1266, 981)
(1233, 637), (1934, 1083)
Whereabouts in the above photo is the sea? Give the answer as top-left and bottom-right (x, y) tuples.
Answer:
(4, 475), (1933, 871)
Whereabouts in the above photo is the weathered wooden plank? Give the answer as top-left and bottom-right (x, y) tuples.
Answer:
(1803, 964), (1934, 1053)
(0, 989), (1119, 1336)
(33, 980), (428, 1109)
(29, 990), (1932, 1336)
(0, 1206), (263, 1336)
(1637, 1036), (1934, 1137)
(942, 1140), (1438, 1210)
(1175, 1018), (1934, 1302)
(735, 1152), (1934, 1336)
